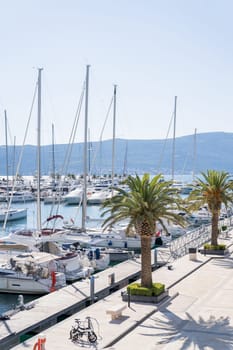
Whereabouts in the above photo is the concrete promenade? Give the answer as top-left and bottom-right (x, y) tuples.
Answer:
(11, 231), (233, 350)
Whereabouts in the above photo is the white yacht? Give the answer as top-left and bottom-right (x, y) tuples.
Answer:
(0, 251), (66, 294)
(0, 190), (35, 203)
(87, 189), (112, 205)
(72, 227), (155, 250)
(0, 207), (27, 222)
(37, 241), (94, 282)
(63, 187), (83, 205)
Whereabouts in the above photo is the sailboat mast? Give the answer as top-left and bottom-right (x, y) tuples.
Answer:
(37, 68), (43, 231)
(192, 128), (197, 181)
(82, 64), (90, 231)
(52, 123), (56, 188)
(12, 136), (16, 180)
(111, 84), (117, 192)
(4, 110), (9, 199)
(123, 140), (128, 177)
(88, 128), (91, 181)
(171, 96), (177, 182)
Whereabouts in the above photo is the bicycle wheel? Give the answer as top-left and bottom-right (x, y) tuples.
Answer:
(70, 329), (79, 342)
(88, 331), (97, 343)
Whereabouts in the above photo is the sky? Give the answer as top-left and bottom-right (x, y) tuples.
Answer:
(0, 0), (233, 146)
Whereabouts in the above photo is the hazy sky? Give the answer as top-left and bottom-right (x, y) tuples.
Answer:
(0, 0), (233, 146)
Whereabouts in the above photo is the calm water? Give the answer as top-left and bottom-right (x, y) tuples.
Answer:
(0, 200), (104, 236)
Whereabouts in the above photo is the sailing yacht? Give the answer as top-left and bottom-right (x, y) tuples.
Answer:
(0, 111), (29, 226)
(0, 207), (27, 222)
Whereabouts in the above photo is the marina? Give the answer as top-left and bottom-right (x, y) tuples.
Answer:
(0, 3), (232, 349)
(0, 189), (230, 312)
(0, 170), (231, 350)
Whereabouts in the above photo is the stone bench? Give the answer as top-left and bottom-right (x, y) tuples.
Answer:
(106, 303), (127, 320)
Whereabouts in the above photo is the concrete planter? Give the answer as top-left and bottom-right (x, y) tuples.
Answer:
(199, 249), (228, 256)
(121, 289), (169, 304)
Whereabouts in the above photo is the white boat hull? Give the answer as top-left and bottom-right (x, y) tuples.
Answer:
(0, 271), (66, 294)
(0, 208), (27, 222)
(85, 237), (155, 249)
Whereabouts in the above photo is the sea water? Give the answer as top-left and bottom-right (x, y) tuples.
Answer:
(0, 200), (104, 237)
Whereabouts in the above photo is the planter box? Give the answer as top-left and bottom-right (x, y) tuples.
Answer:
(199, 249), (228, 256)
(121, 290), (169, 304)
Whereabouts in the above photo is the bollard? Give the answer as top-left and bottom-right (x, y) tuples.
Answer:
(16, 295), (25, 310)
(33, 333), (46, 350)
(90, 275), (95, 304)
(108, 273), (115, 285)
(154, 249), (157, 267)
(127, 290), (131, 308)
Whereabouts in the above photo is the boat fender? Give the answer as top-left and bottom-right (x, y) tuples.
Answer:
(95, 248), (100, 260)
(50, 271), (56, 292)
(88, 250), (94, 260)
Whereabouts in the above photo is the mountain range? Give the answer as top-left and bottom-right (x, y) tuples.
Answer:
(0, 131), (232, 177)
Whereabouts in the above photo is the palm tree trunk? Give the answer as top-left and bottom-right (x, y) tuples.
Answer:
(140, 235), (152, 288)
(211, 211), (219, 246)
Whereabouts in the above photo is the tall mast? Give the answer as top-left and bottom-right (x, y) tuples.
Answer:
(192, 128), (197, 181)
(52, 123), (56, 188)
(111, 84), (117, 192)
(4, 110), (9, 199)
(123, 140), (128, 177)
(37, 68), (43, 231)
(171, 96), (177, 181)
(88, 128), (91, 181)
(2, 110), (10, 229)
(82, 65), (90, 231)
(12, 136), (16, 180)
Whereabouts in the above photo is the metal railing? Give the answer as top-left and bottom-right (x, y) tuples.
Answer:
(160, 217), (233, 263)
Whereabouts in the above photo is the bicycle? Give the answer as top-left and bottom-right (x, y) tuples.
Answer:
(69, 316), (97, 344)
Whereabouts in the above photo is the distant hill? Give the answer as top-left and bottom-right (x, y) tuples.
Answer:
(0, 132), (232, 176)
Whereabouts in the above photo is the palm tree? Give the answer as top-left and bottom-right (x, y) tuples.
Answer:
(187, 170), (233, 246)
(101, 173), (186, 289)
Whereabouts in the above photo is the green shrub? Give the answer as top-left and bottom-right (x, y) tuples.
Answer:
(221, 225), (227, 231)
(127, 282), (165, 296)
(203, 243), (226, 250)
